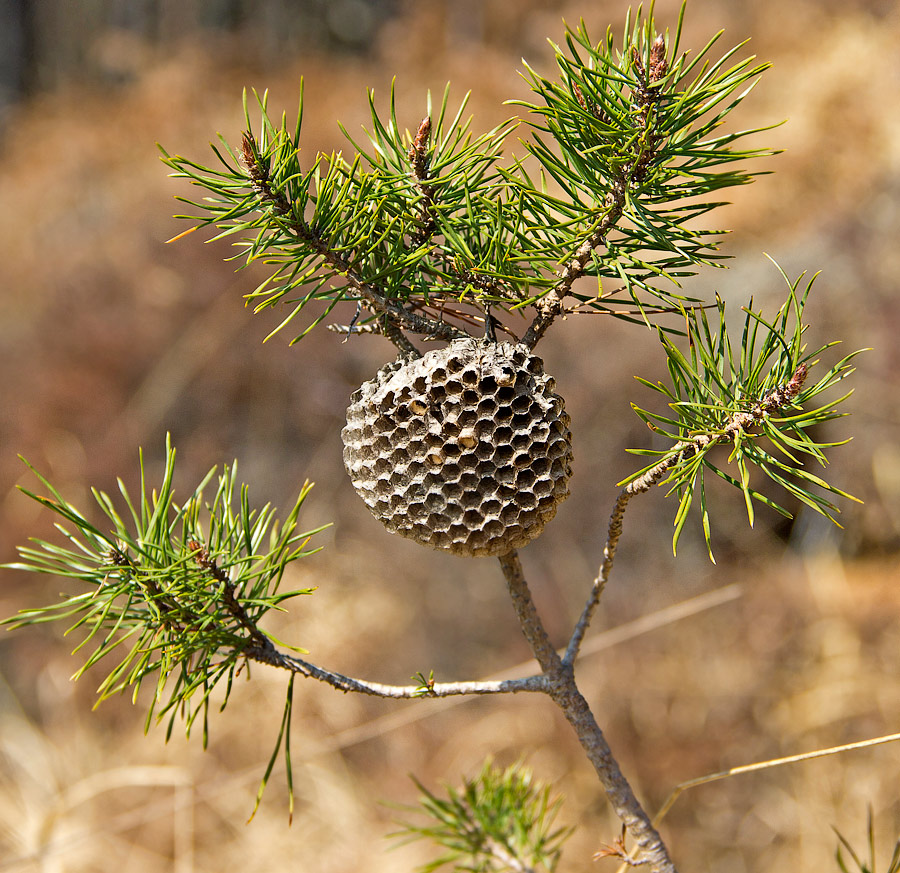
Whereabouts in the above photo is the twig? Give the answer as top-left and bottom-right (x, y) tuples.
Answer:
(563, 451), (682, 667)
(522, 37), (669, 351)
(652, 730), (900, 830)
(563, 364), (809, 666)
(486, 836), (537, 873)
(240, 132), (466, 351)
(243, 642), (547, 699)
(521, 193), (626, 350)
(497, 550), (678, 873)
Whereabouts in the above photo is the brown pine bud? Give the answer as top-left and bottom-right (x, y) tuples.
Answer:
(650, 35), (668, 81)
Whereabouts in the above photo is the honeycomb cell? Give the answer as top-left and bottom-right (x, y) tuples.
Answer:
(342, 337), (574, 557)
(459, 471), (480, 490)
(493, 445), (515, 465)
(516, 469), (536, 489)
(458, 453), (478, 470)
(533, 477), (553, 496)
(477, 397), (498, 416)
(461, 490), (482, 508)
(475, 419), (496, 438)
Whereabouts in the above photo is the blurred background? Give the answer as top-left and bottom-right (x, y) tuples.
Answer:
(0, 1), (899, 871)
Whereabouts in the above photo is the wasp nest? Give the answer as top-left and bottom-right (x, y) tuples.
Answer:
(342, 338), (573, 557)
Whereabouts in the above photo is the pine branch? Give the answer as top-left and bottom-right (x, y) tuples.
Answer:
(498, 551), (677, 873)
(239, 130), (464, 350)
(242, 642), (547, 699)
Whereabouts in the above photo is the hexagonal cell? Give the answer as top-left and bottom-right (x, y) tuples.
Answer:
(547, 439), (569, 459)
(466, 530), (487, 551)
(373, 415), (393, 434)
(513, 452), (532, 468)
(480, 375), (498, 393)
(372, 435), (392, 455)
(429, 383), (447, 402)
(458, 409), (478, 427)
(373, 456), (392, 476)
(518, 491), (538, 511)
(475, 419), (496, 437)
(424, 491), (446, 512)
(493, 425), (513, 444)
(492, 464), (516, 485)
(531, 457), (551, 476)
(445, 377), (463, 395)
(537, 494), (556, 511)
(533, 477), (553, 496)
(463, 508), (484, 527)
(428, 512), (452, 532)
(496, 385), (515, 403)
(477, 396), (498, 416)
(442, 462), (461, 480)
(516, 469), (536, 489)
(460, 489), (482, 508)
(458, 452), (479, 470)
(458, 428), (477, 449)
(498, 504), (517, 525)
(517, 509), (538, 528)
(482, 498), (502, 516)
(448, 522), (469, 541)
(472, 442), (494, 462)
(406, 438), (426, 458)
(446, 355), (465, 374)
(443, 480), (464, 500)
(528, 440), (548, 458)
(511, 394), (532, 412)
(411, 522), (432, 541)
(407, 499), (429, 519)
(459, 471), (480, 490)
(484, 518), (505, 539)
(389, 447), (409, 467)
(493, 445), (515, 465)
(461, 367), (479, 387)
(503, 522), (524, 541)
(495, 405), (514, 422)
(462, 388), (479, 406)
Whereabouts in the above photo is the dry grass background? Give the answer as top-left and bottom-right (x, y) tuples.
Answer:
(1, 1), (899, 871)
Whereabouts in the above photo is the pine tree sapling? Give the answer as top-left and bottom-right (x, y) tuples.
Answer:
(2, 5), (866, 872)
